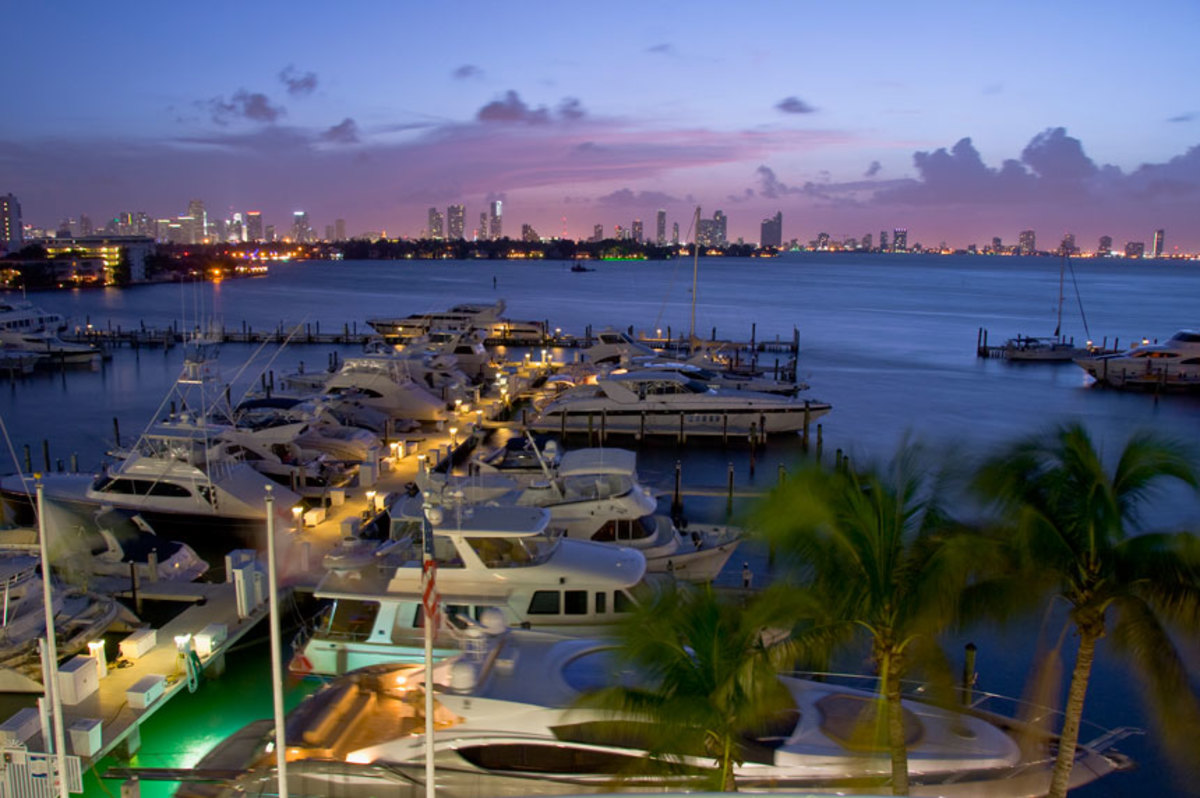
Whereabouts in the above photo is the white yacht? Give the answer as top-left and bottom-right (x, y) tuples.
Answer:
(188, 628), (1133, 798)
(579, 327), (657, 364)
(290, 501), (652, 678)
(445, 443), (740, 581)
(366, 300), (547, 343)
(530, 370), (830, 439)
(0, 298), (66, 334)
(233, 397), (383, 463)
(1074, 329), (1200, 389)
(314, 355), (453, 423)
(613, 357), (806, 395)
(0, 299), (100, 365)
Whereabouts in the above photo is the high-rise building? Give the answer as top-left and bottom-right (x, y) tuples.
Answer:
(187, 199), (207, 243)
(291, 211), (311, 243)
(447, 205), (465, 240)
(1125, 241), (1145, 258)
(760, 211), (783, 248)
(427, 207), (445, 239)
(265, 224), (276, 242)
(714, 211), (727, 247)
(0, 193), (22, 253)
(1098, 235), (1112, 255)
(655, 209), (666, 246)
(892, 228), (908, 252)
(478, 212), (488, 241)
(592, 224), (603, 242)
(246, 212), (263, 242)
(488, 200), (503, 240)
(1152, 228), (1165, 258)
(672, 222), (680, 245)
(1060, 233), (1076, 255)
(324, 224), (335, 241)
(521, 224), (539, 242)
(1018, 229), (1036, 256)
(816, 232), (831, 250)
(862, 232), (873, 251)
(631, 219), (644, 244)
(335, 218), (346, 241)
(991, 236), (1002, 253)
(879, 230), (888, 252)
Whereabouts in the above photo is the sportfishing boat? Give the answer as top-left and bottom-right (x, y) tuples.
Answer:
(232, 397), (383, 463)
(289, 499), (652, 678)
(451, 442), (740, 581)
(1073, 329), (1200, 389)
(180, 626), (1134, 797)
(529, 370), (830, 439)
(304, 355), (453, 423)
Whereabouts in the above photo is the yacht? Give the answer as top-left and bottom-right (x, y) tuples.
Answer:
(0, 298), (66, 334)
(449, 442), (740, 581)
(185, 627), (1133, 797)
(366, 300), (547, 344)
(0, 298), (102, 365)
(613, 357), (806, 395)
(529, 370), (831, 439)
(232, 397), (383, 463)
(1002, 335), (1092, 362)
(290, 500), (652, 678)
(579, 327), (657, 364)
(1074, 329), (1200, 389)
(304, 355), (453, 423)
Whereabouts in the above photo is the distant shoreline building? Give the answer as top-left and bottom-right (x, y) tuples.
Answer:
(760, 211), (782, 248)
(1, 193), (22, 253)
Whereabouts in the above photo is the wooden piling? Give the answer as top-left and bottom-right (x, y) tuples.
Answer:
(672, 460), (683, 520)
(802, 401), (811, 448)
(113, 417), (121, 449)
(726, 462), (735, 512)
(42, 439), (50, 472)
(816, 424), (823, 462)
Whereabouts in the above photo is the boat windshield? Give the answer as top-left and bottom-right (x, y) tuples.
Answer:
(558, 473), (633, 502)
(464, 534), (557, 568)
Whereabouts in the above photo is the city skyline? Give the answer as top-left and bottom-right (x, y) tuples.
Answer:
(4, 1), (1200, 249)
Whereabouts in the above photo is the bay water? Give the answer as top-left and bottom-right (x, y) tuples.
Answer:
(4, 252), (1199, 796)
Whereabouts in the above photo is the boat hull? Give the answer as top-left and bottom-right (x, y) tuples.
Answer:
(530, 402), (830, 438)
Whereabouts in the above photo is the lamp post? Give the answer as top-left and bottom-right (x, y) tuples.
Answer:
(35, 481), (70, 798)
(264, 488), (289, 798)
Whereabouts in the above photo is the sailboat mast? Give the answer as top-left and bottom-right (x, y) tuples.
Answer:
(690, 206), (700, 348)
(1055, 252), (1066, 338)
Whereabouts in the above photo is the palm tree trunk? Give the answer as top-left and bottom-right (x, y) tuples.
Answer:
(1047, 627), (1098, 798)
(882, 652), (910, 796)
(722, 733), (737, 792)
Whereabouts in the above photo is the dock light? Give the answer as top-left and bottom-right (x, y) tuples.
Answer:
(418, 453), (428, 474)
(460, 403), (471, 415)
(292, 505), (303, 532)
(449, 427), (458, 446)
(389, 441), (401, 459)
(365, 490), (377, 513)
(174, 633), (192, 653)
(455, 398), (463, 412)
(88, 640), (107, 678)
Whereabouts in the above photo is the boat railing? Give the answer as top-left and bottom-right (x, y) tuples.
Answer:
(783, 670), (1139, 752)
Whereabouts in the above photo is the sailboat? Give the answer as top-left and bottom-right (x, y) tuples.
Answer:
(1002, 253), (1095, 362)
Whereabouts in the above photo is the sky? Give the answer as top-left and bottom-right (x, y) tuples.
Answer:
(4, 0), (1200, 250)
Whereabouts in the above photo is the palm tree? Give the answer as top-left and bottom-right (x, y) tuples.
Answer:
(972, 422), (1200, 798)
(581, 584), (799, 792)
(751, 443), (977, 796)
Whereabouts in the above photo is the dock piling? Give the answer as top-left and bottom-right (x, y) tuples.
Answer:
(672, 460), (683, 521)
(42, 439), (50, 472)
(22, 444), (30, 473)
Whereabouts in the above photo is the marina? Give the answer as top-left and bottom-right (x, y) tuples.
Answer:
(0, 252), (1197, 797)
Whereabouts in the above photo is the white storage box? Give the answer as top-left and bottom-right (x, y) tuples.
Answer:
(0, 707), (41, 746)
(328, 488), (346, 506)
(195, 623), (228, 659)
(303, 506), (326, 526)
(58, 655), (99, 705)
(69, 718), (102, 757)
(127, 675), (165, 709)
(119, 627), (157, 660)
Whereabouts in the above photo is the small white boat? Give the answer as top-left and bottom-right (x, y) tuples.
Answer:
(530, 370), (830, 439)
(1074, 329), (1200, 389)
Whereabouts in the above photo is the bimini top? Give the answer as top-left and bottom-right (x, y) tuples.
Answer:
(555, 447), (637, 477)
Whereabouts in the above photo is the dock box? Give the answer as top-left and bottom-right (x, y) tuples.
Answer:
(0, 707), (42, 746)
(195, 623), (228, 659)
(328, 488), (346, 506)
(69, 718), (102, 757)
(127, 675), (165, 709)
(119, 627), (157, 660)
(303, 506), (326, 527)
(58, 655), (99, 705)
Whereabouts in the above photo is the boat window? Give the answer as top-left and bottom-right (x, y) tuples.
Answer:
(560, 474), (631, 502)
(1171, 331), (1200, 343)
(92, 477), (193, 498)
(614, 590), (636, 613)
(528, 590), (560, 615)
(563, 590), (587, 615)
(456, 743), (649, 774)
(324, 598), (378, 641)
(594, 592), (606, 614)
(465, 535), (553, 568)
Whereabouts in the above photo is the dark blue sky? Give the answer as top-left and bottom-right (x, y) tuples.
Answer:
(5, 0), (1200, 249)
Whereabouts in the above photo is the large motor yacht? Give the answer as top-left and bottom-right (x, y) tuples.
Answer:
(1074, 329), (1200, 389)
(530, 370), (830, 439)
(290, 500), (653, 678)
(183, 626), (1134, 798)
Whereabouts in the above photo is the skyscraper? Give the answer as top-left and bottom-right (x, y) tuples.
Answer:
(1152, 228), (1165, 258)
(335, 218), (346, 241)
(631, 219), (644, 244)
(1060, 233), (1076, 255)
(862, 232), (873, 251)
(714, 211), (727, 246)
(892, 228), (908, 252)
(427, 207), (445, 239)
(672, 222), (679, 245)
(655, 209), (666, 246)
(1018, 229), (1036, 255)
(0, 193), (22, 253)
(447, 205), (465, 240)
(879, 230), (888, 252)
(1098, 235), (1112, 255)
(521, 224), (539, 242)
(760, 211), (783, 248)
(478, 212), (488, 241)
(1125, 241), (1145, 258)
(292, 211), (311, 243)
(246, 211), (263, 242)
(488, 201), (503, 240)
(187, 199), (207, 243)
(592, 224), (603, 242)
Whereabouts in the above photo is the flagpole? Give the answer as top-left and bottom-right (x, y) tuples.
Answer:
(36, 481), (70, 798)
(264, 488), (289, 798)
(422, 495), (441, 798)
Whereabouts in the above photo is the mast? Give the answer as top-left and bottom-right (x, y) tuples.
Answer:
(1054, 252), (1066, 339)
(689, 206), (701, 349)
